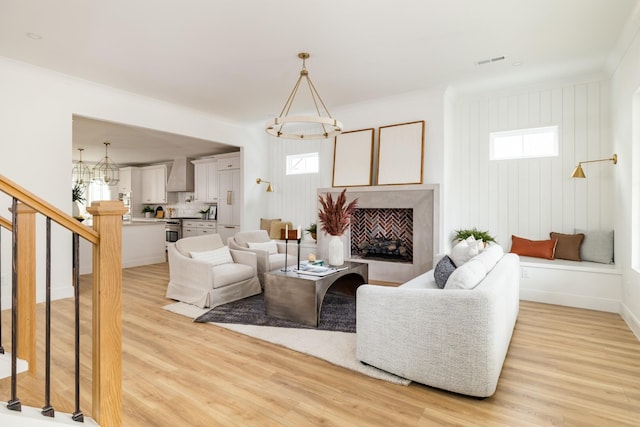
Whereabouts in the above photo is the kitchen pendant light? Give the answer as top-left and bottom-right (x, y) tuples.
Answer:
(72, 148), (92, 187)
(265, 52), (343, 140)
(93, 141), (120, 186)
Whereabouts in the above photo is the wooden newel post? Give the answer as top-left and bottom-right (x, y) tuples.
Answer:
(86, 201), (127, 427)
(15, 203), (37, 373)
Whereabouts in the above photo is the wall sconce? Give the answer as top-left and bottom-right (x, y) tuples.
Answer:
(256, 178), (274, 192)
(571, 154), (617, 178)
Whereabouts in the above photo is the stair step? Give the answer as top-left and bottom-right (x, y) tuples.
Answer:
(0, 352), (28, 379)
(0, 403), (98, 426)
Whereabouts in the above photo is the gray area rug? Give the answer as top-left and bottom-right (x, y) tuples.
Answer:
(194, 292), (356, 333)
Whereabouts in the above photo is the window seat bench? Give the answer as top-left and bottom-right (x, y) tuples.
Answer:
(518, 256), (621, 313)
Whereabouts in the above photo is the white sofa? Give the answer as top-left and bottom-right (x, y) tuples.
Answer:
(166, 234), (261, 308)
(356, 250), (520, 397)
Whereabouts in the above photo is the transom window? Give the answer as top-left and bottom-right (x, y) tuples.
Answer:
(286, 152), (319, 175)
(489, 126), (559, 160)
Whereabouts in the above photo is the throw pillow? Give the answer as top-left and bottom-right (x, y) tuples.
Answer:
(444, 258), (486, 290)
(260, 218), (281, 232)
(248, 240), (278, 255)
(450, 236), (480, 267)
(190, 246), (234, 266)
(575, 229), (614, 264)
(434, 255), (457, 289)
(472, 243), (504, 273)
(549, 232), (584, 261)
(510, 235), (557, 260)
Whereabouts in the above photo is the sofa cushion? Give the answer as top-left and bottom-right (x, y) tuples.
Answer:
(248, 240), (278, 255)
(444, 258), (486, 290)
(575, 229), (614, 264)
(175, 234), (224, 256)
(450, 236), (479, 267)
(550, 232), (584, 261)
(472, 243), (504, 272)
(434, 255), (457, 289)
(190, 246), (234, 266)
(211, 263), (255, 288)
(510, 235), (557, 260)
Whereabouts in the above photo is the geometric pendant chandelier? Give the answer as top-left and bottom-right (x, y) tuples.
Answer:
(72, 148), (92, 187)
(265, 52), (343, 140)
(93, 141), (120, 186)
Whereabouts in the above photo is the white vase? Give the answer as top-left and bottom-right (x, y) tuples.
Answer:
(328, 235), (344, 266)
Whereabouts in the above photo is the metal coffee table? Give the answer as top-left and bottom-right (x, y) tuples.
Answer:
(263, 261), (368, 327)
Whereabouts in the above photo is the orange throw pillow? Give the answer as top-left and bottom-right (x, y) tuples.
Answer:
(510, 235), (557, 260)
(550, 232), (584, 261)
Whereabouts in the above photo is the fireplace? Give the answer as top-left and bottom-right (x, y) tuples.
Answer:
(351, 208), (413, 263)
(317, 185), (439, 283)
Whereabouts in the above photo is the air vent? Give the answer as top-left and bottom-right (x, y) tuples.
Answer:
(476, 56), (506, 66)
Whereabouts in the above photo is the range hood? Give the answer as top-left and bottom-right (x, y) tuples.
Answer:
(166, 157), (194, 192)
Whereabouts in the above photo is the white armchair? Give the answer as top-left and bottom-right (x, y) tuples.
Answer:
(227, 230), (297, 285)
(166, 234), (261, 308)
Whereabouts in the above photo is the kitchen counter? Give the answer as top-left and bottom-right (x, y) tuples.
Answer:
(79, 221), (165, 274)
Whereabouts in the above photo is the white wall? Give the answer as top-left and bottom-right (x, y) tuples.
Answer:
(611, 26), (640, 338)
(258, 87), (447, 250)
(0, 57), (261, 307)
(449, 79), (614, 252)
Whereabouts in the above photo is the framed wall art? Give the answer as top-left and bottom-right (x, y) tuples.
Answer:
(376, 120), (425, 185)
(332, 128), (374, 187)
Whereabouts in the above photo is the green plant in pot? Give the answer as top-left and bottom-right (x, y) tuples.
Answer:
(199, 208), (210, 219)
(453, 227), (496, 245)
(142, 205), (154, 218)
(305, 223), (317, 240)
(71, 184), (86, 221)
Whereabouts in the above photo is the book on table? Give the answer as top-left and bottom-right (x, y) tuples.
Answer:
(293, 263), (348, 277)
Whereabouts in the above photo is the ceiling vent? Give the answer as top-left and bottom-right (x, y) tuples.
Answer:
(476, 56), (506, 66)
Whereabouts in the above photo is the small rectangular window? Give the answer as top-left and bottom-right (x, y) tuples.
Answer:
(286, 152), (319, 175)
(490, 126), (558, 160)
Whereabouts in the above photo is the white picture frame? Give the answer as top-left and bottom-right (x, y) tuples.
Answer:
(376, 121), (425, 185)
(332, 128), (374, 187)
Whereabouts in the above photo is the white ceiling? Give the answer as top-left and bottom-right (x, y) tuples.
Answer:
(1, 0), (639, 164)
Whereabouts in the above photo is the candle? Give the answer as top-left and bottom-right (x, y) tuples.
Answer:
(297, 225), (301, 239)
(285, 224), (288, 238)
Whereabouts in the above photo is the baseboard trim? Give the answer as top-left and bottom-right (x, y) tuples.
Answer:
(621, 303), (640, 342)
(520, 289), (620, 313)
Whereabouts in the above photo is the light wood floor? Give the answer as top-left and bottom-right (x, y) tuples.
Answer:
(1, 262), (639, 426)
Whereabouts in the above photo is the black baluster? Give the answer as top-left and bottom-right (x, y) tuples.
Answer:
(8, 197), (20, 411)
(41, 218), (54, 417)
(71, 233), (83, 422)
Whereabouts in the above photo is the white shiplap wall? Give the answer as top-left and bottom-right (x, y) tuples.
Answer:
(450, 80), (614, 249)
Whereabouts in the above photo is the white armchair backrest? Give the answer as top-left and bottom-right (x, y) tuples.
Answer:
(233, 230), (270, 247)
(175, 234), (224, 257)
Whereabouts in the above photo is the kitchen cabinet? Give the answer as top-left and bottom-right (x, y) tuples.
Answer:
(182, 220), (217, 237)
(192, 158), (218, 202)
(217, 167), (241, 226)
(217, 156), (240, 171)
(140, 165), (171, 204)
(117, 167), (140, 193)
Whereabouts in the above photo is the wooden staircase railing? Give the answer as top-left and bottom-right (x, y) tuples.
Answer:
(0, 174), (126, 427)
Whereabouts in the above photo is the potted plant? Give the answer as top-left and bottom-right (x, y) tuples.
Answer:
(198, 208), (210, 220)
(305, 223), (317, 241)
(453, 227), (496, 244)
(318, 189), (358, 266)
(142, 205), (154, 218)
(71, 184), (85, 221)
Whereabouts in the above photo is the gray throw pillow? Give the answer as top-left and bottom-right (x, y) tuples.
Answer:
(434, 255), (457, 289)
(574, 229), (614, 264)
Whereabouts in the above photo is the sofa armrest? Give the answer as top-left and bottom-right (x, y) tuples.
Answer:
(357, 286), (495, 397)
(230, 249), (258, 274)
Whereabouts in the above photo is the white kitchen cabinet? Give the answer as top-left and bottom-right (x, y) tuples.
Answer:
(140, 165), (171, 204)
(182, 220), (217, 237)
(217, 168), (241, 226)
(192, 158), (218, 202)
(117, 167), (138, 193)
(217, 156), (240, 171)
